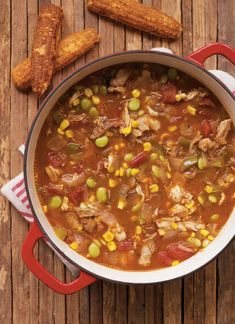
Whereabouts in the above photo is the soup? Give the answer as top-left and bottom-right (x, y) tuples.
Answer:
(35, 64), (235, 270)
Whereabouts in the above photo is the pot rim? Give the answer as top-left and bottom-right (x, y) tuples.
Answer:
(24, 49), (235, 284)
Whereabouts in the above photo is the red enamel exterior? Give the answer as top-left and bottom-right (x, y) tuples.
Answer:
(187, 43), (235, 66)
(21, 42), (235, 294)
(22, 221), (96, 294)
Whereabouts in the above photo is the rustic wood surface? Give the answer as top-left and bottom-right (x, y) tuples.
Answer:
(0, 0), (235, 323)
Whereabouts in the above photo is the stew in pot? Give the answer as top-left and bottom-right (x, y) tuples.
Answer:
(34, 64), (235, 270)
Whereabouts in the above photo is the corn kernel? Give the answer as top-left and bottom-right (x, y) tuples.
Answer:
(75, 224), (83, 232)
(65, 130), (74, 138)
(131, 168), (140, 176)
(126, 168), (132, 177)
(109, 179), (118, 188)
(131, 120), (139, 128)
(190, 232), (196, 237)
(187, 105), (197, 116)
(149, 184), (159, 193)
(70, 242), (78, 250)
(60, 119), (70, 131)
(120, 126), (132, 136)
(205, 185), (213, 193)
(119, 167), (125, 177)
(89, 195), (95, 203)
(122, 162), (128, 169)
(185, 201), (195, 209)
(100, 239), (107, 246)
(120, 143), (125, 148)
(132, 89), (141, 98)
(200, 229), (209, 237)
(208, 194), (217, 203)
(131, 215), (138, 222)
(92, 95), (101, 105)
(171, 222), (178, 230)
(103, 231), (114, 242)
(72, 98), (80, 107)
(171, 260), (180, 266)
(207, 235), (214, 241)
(143, 142), (152, 151)
(135, 225), (142, 235)
(114, 144), (120, 151)
(167, 172), (171, 179)
(117, 199), (127, 210)
(175, 94), (181, 102)
(202, 239), (210, 248)
(158, 229), (166, 236)
(138, 109), (145, 116)
(160, 133), (169, 141)
(168, 125), (178, 132)
(115, 170), (120, 176)
(84, 88), (93, 97)
(159, 155), (165, 161)
(93, 239), (101, 247)
(43, 205), (48, 213)
(107, 241), (117, 252)
(57, 128), (64, 135)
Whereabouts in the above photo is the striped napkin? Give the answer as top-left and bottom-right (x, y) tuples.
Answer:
(1, 48), (235, 276)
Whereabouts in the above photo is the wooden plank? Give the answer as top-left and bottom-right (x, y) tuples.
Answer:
(26, 1), (40, 323)
(183, 275), (194, 324)
(163, 279), (182, 324)
(217, 5), (235, 322)
(10, 0), (31, 323)
(218, 0), (235, 75)
(181, 0), (193, 57)
(116, 284), (128, 324)
(128, 286), (145, 324)
(154, 284), (163, 324)
(152, 0), (162, 49)
(0, 0), (12, 324)
(90, 281), (103, 324)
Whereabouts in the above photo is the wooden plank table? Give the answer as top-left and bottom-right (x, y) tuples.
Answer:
(0, 1), (235, 323)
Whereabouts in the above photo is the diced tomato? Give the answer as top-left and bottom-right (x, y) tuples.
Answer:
(199, 97), (215, 107)
(73, 163), (84, 173)
(160, 83), (177, 104)
(68, 187), (85, 205)
(167, 242), (195, 261)
(129, 151), (148, 167)
(48, 151), (62, 168)
(48, 151), (67, 168)
(117, 239), (133, 251)
(47, 183), (63, 195)
(158, 251), (173, 267)
(201, 119), (213, 137)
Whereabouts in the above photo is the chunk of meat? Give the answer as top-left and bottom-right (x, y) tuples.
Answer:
(138, 240), (155, 266)
(110, 68), (130, 87)
(68, 187), (86, 206)
(215, 119), (232, 145)
(61, 172), (86, 187)
(168, 185), (193, 204)
(108, 86), (126, 94)
(67, 113), (89, 125)
(137, 115), (161, 133)
(199, 97), (215, 107)
(47, 183), (64, 195)
(48, 151), (67, 167)
(45, 165), (62, 183)
(170, 204), (189, 218)
(167, 242), (195, 260)
(99, 210), (117, 226)
(90, 116), (123, 140)
(198, 138), (217, 152)
(160, 83), (177, 104)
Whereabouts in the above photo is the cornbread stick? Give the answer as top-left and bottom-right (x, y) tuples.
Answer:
(87, 0), (182, 39)
(31, 5), (63, 96)
(12, 29), (100, 91)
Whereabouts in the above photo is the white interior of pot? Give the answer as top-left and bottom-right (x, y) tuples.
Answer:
(25, 51), (235, 284)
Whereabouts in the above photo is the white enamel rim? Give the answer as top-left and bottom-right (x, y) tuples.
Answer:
(25, 50), (235, 284)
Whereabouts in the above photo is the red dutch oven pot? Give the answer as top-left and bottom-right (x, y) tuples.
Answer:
(22, 43), (235, 294)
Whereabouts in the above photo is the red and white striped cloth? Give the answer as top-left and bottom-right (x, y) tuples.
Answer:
(1, 48), (235, 275)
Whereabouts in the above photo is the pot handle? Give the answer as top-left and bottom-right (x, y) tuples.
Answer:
(22, 221), (96, 295)
(187, 43), (235, 66)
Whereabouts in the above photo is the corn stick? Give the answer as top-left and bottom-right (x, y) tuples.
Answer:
(12, 29), (100, 91)
(87, 0), (182, 39)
